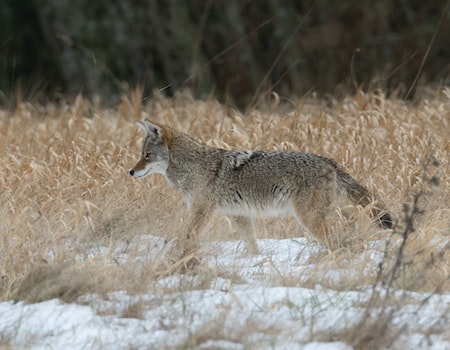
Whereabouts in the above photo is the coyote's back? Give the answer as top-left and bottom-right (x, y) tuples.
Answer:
(130, 120), (392, 252)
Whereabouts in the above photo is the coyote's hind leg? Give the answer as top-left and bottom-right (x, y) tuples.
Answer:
(292, 202), (332, 242)
(292, 176), (337, 245)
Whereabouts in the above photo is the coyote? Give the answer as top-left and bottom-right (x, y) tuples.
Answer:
(130, 120), (392, 253)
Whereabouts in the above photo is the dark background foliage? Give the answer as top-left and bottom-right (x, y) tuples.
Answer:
(1, 0), (449, 107)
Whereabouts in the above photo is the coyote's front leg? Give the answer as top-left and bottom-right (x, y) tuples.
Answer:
(177, 201), (214, 255)
(234, 216), (260, 254)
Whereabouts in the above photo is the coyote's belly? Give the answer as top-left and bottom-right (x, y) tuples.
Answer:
(218, 204), (296, 218)
(216, 192), (296, 218)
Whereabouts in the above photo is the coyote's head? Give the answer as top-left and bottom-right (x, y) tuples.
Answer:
(129, 120), (171, 178)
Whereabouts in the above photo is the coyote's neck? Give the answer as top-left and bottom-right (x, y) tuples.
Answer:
(164, 133), (223, 196)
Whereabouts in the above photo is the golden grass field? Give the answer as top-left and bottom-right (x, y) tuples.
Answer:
(0, 88), (449, 303)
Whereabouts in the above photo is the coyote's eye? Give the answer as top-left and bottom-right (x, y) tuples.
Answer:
(145, 152), (151, 159)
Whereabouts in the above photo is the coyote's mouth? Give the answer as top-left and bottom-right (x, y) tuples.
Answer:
(135, 169), (151, 178)
(130, 167), (151, 178)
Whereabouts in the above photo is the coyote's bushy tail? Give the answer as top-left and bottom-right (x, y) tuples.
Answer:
(337, 167), (393, 229)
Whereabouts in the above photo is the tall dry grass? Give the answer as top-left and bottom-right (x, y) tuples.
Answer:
(0, 88), (449, 302)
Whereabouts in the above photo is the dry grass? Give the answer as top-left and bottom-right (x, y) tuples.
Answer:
(0, 88), (449, 304)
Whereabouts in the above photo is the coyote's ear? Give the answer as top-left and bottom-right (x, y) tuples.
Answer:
(136, 120), (165, 144)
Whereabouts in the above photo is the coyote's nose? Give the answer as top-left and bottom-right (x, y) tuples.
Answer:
(129, 169), (135, 176)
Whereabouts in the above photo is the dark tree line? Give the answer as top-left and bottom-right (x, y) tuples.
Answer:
(1, 0), (449, 106)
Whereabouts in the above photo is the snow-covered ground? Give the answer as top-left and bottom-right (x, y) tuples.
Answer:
(1, 235), (449, 349)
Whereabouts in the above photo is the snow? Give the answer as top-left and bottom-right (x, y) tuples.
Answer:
(1, 235), (449, 349)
